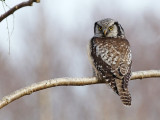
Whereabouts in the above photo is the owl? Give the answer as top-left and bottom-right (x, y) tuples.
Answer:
(88, 18), (132, 106)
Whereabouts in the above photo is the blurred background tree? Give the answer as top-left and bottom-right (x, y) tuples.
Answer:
(0, 0), (160, 120)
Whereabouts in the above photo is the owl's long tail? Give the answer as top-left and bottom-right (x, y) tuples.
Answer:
(115, 79), (131, 106)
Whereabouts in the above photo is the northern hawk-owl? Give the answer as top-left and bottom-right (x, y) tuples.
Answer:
(88, 18), (132, 106)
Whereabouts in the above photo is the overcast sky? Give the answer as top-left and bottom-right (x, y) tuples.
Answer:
(0, 0), (160, 56)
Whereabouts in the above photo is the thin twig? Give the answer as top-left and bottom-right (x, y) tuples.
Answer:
(0, 0), (40, 22)
(0, 70), (160, 109)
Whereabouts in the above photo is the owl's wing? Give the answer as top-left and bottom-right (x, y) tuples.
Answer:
(89, 37), (120, 94)
(114, 39), (132, 89)
(90, 37), (132, 89)
(89, 37), (112, 79)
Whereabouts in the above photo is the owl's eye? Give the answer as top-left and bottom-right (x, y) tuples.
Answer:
(98, 26), (102, 31)
(108, 26), (114, 31)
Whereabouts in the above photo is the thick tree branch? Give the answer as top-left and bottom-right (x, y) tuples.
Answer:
(0, 0), (40, 22)
(0, 70), (160, 109)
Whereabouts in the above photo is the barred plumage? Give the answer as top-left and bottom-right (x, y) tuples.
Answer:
(88, 18), (132, 106)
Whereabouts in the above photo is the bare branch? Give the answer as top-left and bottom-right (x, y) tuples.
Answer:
(0, 70), (160, 109)
(131, 70), (160, 80)
(0, 0), (40, 22)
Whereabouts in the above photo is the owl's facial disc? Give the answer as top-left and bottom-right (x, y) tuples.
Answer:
(94, 18), (125, 38)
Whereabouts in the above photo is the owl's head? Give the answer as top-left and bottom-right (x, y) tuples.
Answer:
(94, 18), (125, 38)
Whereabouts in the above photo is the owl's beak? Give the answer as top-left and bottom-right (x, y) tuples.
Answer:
(103, 29), (107, 36)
